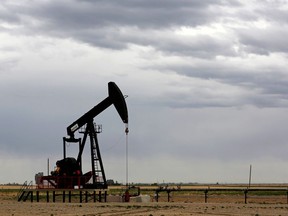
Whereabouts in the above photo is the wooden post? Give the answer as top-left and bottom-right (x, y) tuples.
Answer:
(80, 191), (83, 203)
(104, 191), (107, 202)
(53, 191), (56, 202)
(69, 191), (72, 203)
(85, 191), (88, 203)
(63, 191), (66, 202)
(204, 190), (208, 203)
(93, 191), (96, 202)
(30, 191), (33, 202)
(36, 191), (39, 202)
(46, 191), (49, 202)
(244, 190), (248, 204)
(99, 191), (102, 202)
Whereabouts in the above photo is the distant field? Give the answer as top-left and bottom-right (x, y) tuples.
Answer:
(109, 183), (288, 190)
(0, 185), (22, 190)
(2, 182), (288, 190)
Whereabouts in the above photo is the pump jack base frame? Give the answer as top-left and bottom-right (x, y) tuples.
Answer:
(61, 120), (107, 189)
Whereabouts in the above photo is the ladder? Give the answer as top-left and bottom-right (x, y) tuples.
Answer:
(17, 181), (33, 202)
(91, 132), (100, 182)
(87, 121), (107, 189)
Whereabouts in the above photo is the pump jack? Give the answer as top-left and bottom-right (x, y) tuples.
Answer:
(38, 82), (128, 189)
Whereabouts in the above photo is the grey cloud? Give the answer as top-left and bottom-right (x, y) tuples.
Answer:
(146, 59), (288, 108)
(238, 27), (288, 55)
(0, 3), (20, 24)
(154, 34), (236, 58)
(2, 0), (284, 60)
(163, 107), (288, 162)
(256, 1), (288, 23)
(180, 65), (288, 95)
(23, 0), (223, 28)
(1, 0), (240, 52)
(2, 0), (288, 184)
(128, 106), (288, 167)
(76, 28), (236, 57)
(0, 58), (19, 72)
(5, 0), (284, 61)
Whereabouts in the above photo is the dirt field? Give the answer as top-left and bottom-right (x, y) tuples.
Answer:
(1, 201), (288, 216)
(1, 185), (288, 215)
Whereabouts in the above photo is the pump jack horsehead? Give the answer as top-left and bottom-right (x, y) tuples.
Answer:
(38, 82), (128, 189)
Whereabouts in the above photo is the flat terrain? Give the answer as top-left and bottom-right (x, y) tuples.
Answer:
(1, 201), (288, 216)
(1, 184), (288, 215)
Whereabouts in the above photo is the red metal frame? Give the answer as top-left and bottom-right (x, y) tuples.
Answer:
(37, 172), (93, 189)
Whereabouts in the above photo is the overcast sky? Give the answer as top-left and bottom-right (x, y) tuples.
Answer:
(1, 0), (288, 185)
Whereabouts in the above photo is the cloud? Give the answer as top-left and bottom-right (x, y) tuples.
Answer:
(1, 1), (240, 51)
(0, 0), (288, 184)
(238, 26), (288, 54)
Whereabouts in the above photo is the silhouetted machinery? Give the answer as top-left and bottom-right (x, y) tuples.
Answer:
(38, 82), (128, 189)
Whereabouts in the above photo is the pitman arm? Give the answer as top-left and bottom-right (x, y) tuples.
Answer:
(66, 82), (128, 138)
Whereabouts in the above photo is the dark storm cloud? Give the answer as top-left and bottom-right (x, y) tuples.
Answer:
(1, 0), (240, 51)
(0, 0), (283, 58)
(1, 0), (288, 110)
(18, 0), (225, 28)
